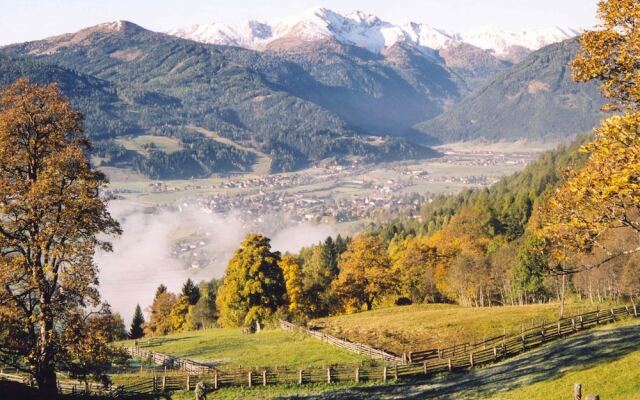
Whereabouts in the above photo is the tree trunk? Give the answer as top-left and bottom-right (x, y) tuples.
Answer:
(365, 299), (373, 311)
(35, 365), (57, 398)
(559, 273), (567, 319)
(36, 298), (58, 397)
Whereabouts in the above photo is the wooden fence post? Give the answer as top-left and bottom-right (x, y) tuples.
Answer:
(327, 367), (331, 383)
(162, 375), (166, 392)
(423, 361), (428, 375)
(572, 318), (576, 332)
(448, 358), (452, 372)
(574, 383), (582, 400)
(383, 366), (387, 382)
(186, 375), (190, 391)
(580, 315), (584, 329)
(493, 347), (497, 360)
(248, 371), (253, 387)
(469, 353), (474, 368)
(610, 308), (615, 321)
(262, 370), (267, 386)
(298, 370), (303, 385)
(633, 303), (638, 317)
(355, 367), (360, 383)
(394, 365), (398, 381)
(214, 371), (218, 390)
(557, 321), (561, 336)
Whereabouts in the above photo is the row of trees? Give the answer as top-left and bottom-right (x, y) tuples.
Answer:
(139, 278), (221, 337)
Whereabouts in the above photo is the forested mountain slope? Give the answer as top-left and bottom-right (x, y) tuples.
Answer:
(1, 21), (444, 173)
(416, 39), (605, 143)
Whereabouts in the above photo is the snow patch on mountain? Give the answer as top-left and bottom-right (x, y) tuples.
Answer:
(168, 7), (578, 57)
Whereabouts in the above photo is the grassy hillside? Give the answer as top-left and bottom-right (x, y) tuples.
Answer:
(122, 327), (366, 369)
(313, 303), (607, 354)
(489, 338), (640, 399)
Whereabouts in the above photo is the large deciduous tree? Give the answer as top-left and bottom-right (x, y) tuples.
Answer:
(333, 234), (396, 312)
(0, 79), (121, 395)
(539, 0), (640, 277)
(216, 234), (286, 328)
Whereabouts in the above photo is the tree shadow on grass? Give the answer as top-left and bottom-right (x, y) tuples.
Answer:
(291, 322), (640, 399)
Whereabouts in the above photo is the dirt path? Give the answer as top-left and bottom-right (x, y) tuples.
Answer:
(187, 125), (272, 175)
(294, 321), (640, 400)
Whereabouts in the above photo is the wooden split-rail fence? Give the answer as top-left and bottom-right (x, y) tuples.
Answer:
(406, 304), (638, 365)
(280, 305), (638, 368)
(0, 368), (124, 397)
(97, 304), (640, 396)
(3, 304), (635, 397)
(127, 346), (212, 374)
(279, 320), (404, 364)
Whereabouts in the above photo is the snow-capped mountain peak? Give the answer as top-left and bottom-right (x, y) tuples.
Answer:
(168, 8), (578, 59)
(459, 25), (581, 56)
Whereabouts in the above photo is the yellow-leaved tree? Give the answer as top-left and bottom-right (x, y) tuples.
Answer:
(216, 234), (286, 329)
(537, 0), (640, 309)
(0, 80), (122, 395)
(279, 254), (305, 316)
(333, 234), (396, 312)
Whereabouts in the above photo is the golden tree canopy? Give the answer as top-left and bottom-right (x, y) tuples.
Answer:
(572, 0), (640, 111)
(0, 79), (121, 395)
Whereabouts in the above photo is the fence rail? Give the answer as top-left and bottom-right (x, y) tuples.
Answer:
(0, 369), (123, 397)
(127, 346), (212, 374)
(279, 320), (405, 364)
(407, 304), (638, 364)
(2, 304), (636, 398)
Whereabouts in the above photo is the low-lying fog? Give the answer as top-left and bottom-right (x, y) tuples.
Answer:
(96, 200), (339, 324)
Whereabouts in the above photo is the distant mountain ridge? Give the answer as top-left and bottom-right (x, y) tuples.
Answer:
(168, 7), (579, 62)
(0, 15), (602, 179)
(415, 38), (605, 142)
(0, 20), (443, 174)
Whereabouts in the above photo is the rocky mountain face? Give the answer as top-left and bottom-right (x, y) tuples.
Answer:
(415, 39), (605, 143)
(169, 8), (578, 61)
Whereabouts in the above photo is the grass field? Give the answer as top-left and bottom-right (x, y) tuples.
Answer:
(116, 135), (184, 156)
(121, 327), (367, 369)
(112, 319), (640, 399)
(303, 319), (640, 400)
(485, 320), (640, 400)
(168, 381), (388, 400)
(313, 302), (609, 354)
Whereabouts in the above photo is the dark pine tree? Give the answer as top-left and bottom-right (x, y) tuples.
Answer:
(155, 284), (167, 299)
(129, 304), (145, 339)
(182, 278), (201, 305)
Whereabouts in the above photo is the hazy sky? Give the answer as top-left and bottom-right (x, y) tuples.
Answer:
(0, 0), (600, 45)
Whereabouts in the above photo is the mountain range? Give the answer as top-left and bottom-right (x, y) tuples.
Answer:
(0, 8), (604, 178)
(169, 8), (579, 63)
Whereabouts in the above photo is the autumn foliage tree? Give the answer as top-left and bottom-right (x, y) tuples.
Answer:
(0, 79), (122, 395)
(216, 234), (286, 328)
(144, 288), (177, 336)
(279, 254), (305, 316)
(539, 0), (640, 274)
(333, 234), (396, 312)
